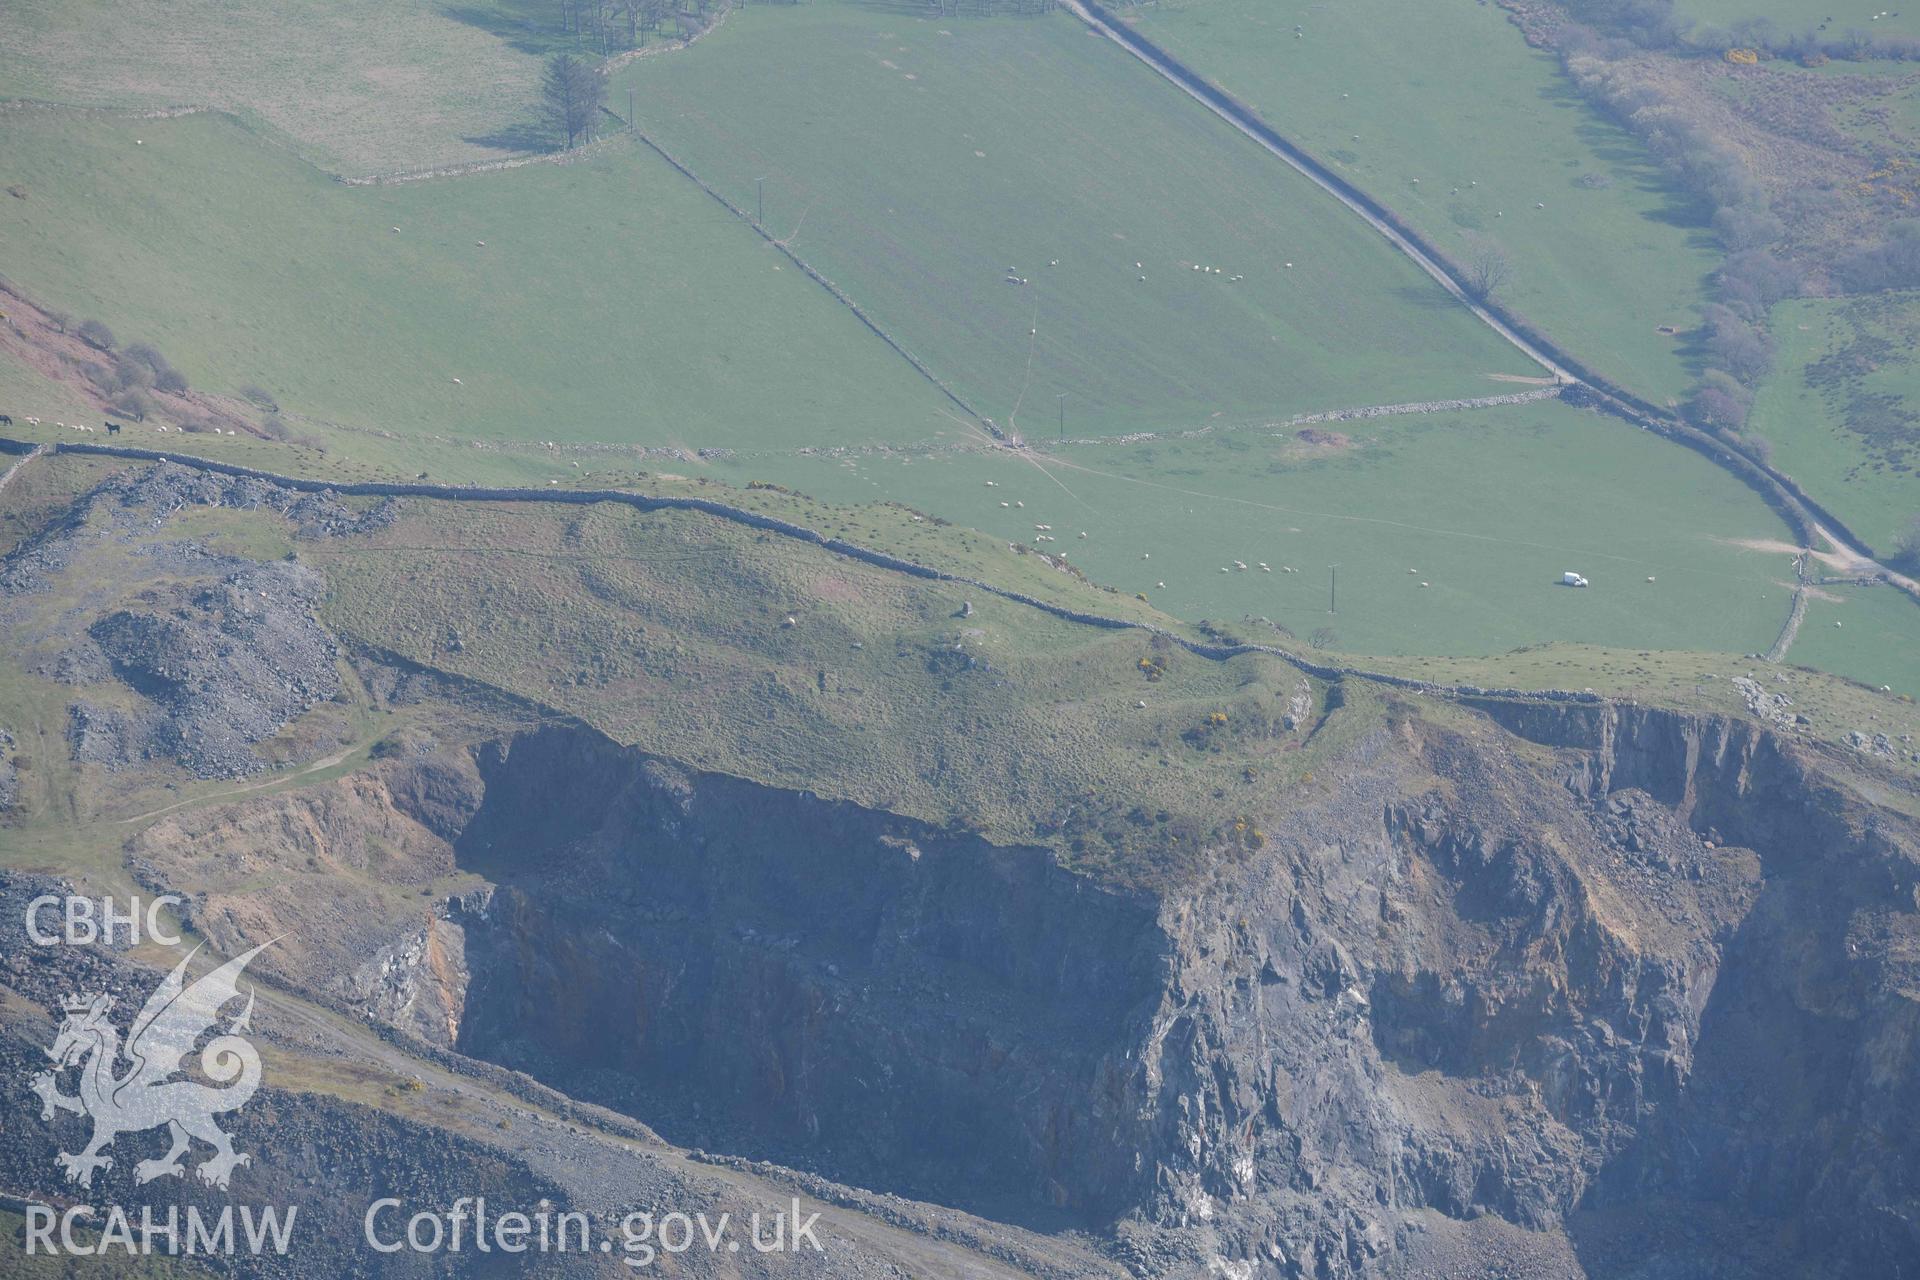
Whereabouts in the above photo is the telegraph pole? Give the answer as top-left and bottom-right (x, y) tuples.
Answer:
(1328, 564), (1338, 614)
(756, 176), (766, 227)
(628, 89), (635, 131)
(1057, 393), (1066, 442)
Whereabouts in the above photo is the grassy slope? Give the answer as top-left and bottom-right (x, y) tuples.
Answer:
(1749, 292), (1920, 553)
(711, 398), (1801, 657)
(619, 3), (1537, 438)
(0, 0), (542, 175)
(0, 348), (97, 428)
(0, 109), (958, 451)
(1121, 0), (1720, 408)
(312, 499), (1374, 889)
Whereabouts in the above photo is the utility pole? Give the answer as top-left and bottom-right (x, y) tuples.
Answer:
(1057, 393), (1066, 442)
(1328, 564), (1338, 614)
(628, 88), (635, 131)
(756, 176), (765, 227)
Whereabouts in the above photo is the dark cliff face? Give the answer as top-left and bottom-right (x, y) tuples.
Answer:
(133, 702), (1920, 1277)
(446, 726), (1166, 1223)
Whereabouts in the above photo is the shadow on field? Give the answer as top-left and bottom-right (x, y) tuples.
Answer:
(441, 0), (584, 56)
(1392, 284), (1465, 312)
(465, 124), (560, 154)
(1535, 76), (1715, 238)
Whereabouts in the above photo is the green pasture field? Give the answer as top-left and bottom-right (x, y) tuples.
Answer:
(1748, 292), (1920, 554)
(0, 108), (959, 451)
(705, 397), (1807, 658)
(0, 0), (543, 176)
(1121, 0), (1722, 408)
(617, 1), (1538, 439)
(1794, 581), (1920, 696)
(1680, 0), (1920, 41)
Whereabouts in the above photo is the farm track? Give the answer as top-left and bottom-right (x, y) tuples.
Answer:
(0, 443), (48, 497)
(1061, 0), (1920, 612)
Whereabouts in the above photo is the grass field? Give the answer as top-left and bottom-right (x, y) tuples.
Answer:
(1795, 581), (1920, 697)
(618, 2), (1539, 438)
(0, 108), (960, 450)
(706, 398), (1804, 657)
(0, 0), (544, 175)
(1121, 0), (1722, 408)
(1748, 291), (1920, 554)
(1679, 0), (1920, 40)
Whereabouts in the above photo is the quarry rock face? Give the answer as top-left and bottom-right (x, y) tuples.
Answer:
(136, 703), (1916, 1277)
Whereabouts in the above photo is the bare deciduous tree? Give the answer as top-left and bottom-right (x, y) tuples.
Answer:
(1462, 238), (1512, 302)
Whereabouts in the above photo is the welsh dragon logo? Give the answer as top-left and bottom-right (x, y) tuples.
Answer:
(30, 942), (271, 1191)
